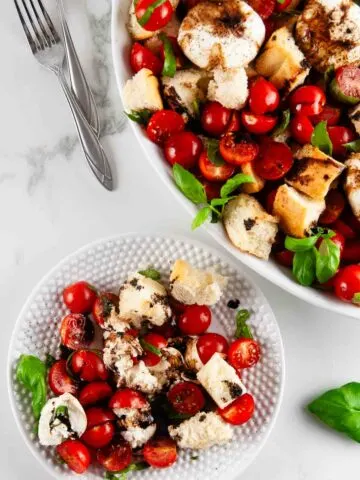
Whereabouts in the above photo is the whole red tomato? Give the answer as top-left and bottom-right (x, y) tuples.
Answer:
(328, 126), (356, 157)
(92, 292), (119, 327)
(130, 43), (163, 75)
(241, 111), (277, 134)
(178, 305), (211, 335)
(109, 388), (149, 410)
(249, 77), (280, 115)
(197, 333), (229, 364)
(164, 131), (203, 169)
(70, 350), (108, 382)
(218, 393), (255, 425)
(147, 110), (185, 145)
(141, 332), (167, 366)
(82, 422), (115, 449)
(290, 114), (314, 144)
(85, 407), (116, 429)
(334, 265), (360, 304)
(56, 440), (91, 474)
(135, 0), (173, 32)
(79, 382), (113, 407)
(201, 101), (231, 137)
(290, 85), (326, 116)
(143, 437), (177, 468)
(63, 281), (97, 314)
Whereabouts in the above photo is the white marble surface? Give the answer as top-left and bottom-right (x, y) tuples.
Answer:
(1, 0), (360, 478)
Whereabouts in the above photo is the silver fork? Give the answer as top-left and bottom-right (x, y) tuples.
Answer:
(14, 0), (113, 191)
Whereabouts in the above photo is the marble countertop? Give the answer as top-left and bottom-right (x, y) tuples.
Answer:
(1, 1), (360, 479)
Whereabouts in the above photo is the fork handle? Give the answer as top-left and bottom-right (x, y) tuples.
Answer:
(57, 71), (113, 191)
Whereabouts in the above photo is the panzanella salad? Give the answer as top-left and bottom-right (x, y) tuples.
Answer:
(16, 262), (261, 477)
(122, 0), (360, 306)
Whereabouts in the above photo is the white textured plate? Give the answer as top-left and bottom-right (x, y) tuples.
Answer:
(8, 234), (284, 480)
(111, 0), (359, 319)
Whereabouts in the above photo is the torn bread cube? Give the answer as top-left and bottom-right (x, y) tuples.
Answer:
(223, 194), (278, 260)
(128, 0), (180, 40)
(273, 184), (325, 238)
(239, 161), (265, 194)
(286, 145), (345, 200)
(123, 68), (163, 113)
(349, 103), (360, 136)
(207, 67), (249, 110)
(344, 153), (360, 221)
(170, 259), (227, 306)
(255, 27), (310, 94)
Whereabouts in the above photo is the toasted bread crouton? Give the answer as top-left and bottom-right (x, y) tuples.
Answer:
(349, 103), (360, 136)
(128, 0), (180, 40)
(223, 194), (278, 259)
(123, 68), (163, 113)
(207, 67), (249, 110)
(273, 185), (325, 238)
(255, 27), (310, 94)
(344, 153), (360, 220)
(239, 162), (265, 194)
(286, 145), (345, 200)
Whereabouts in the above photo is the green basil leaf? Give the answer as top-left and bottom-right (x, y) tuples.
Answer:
(345, 139), (360, 153)
(308, 382), (360, 443)
(159, 33), (176, 78)
(204, 138), (225, 166)
(292, 249), (316, 286)
(352, 293), (360, 304)
(210, 196), (236, 208)
(191, 206), (212, 230)
(272, 109), (290, 137)
(173, 164), (207, 205)
(125, 109), (152, 126)
(45, 354), (56, 369)
(105, 461), (149, 479)
(220, 174), (254, 198)
(137, 0), (167, 27)
(138, 268), (161, 280)
(16, 355), (47, 420)
(140, 338), (162, 356)
(277, 0), (286, 3)
(315, 238), (341, 284)
(235, 309), (253, 339)
(285, 235), (320, 252)
(311, 121), (333, 155)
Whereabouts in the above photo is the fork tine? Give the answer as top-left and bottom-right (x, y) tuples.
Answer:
(14, 0), (38, 53)
(18, 0), (45, 50)
(37, 0), (60, 43)
(28, 0), (52, 47)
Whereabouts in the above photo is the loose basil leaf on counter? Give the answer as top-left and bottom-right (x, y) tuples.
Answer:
(191, 206), (212, 230)
(173, 164), (207, 204)
(204, 138), (225, 166)
(272, 109), (290, 137)
(45, 353), (56, 369)
(159, 33), (176, 78)
(16, 354), (47, 420)
(311, 121), (333, 156)
(315, 238), (341, 284)
(292, 248), (316, 286)
(140, 338), (162, 356)
(220, 174), (254, 198)
(308, 382), (360, 443)
(235, 309), (253, 339)
(345, 139), (360, 153)
(138, 268), (161, 280)
(125, 109), (152, 126)
(137, 0), (167, 27)
(353, 293), (360, 304)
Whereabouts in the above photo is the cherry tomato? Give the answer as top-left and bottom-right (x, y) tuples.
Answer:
(135, 0), (173, 32)
(200, 178), (222, 201)
(168, 381), (205, 415)
(143, 437), (177, 468)
(266, 188), (278, 214)
(48, 359), (77, 396)
(109, 388), (148, 409)
(79, 382), (113, 407)
(317, 231), (345, 257)
(275, 0), (291, 11)
(254, 140), (293, 180)
(342, 241), (360, 264)
(70, 350), (108, 382)
(319, 190), (346, 225)
(241, 111), (277, 134)
(82, 422), (115, 449)
(310, 105), (341, 126)
(147, 110), (185, 145)
(226, 111), (241, 133)
(249, 77), (280, 115)
(85, 407), (116, 429)
(97, 442), (132, 472)
(169, 297), (188, 314)
(290, 85), (326, 116)
(332, 65), (360, 102)
(342, 209), (360, 235)
(63, 281), (97, 314)
(60, 313), (94, 350)
(130, 42), (163, 75)
(56, 440), (91, 474)
(333, 219), (357, 240)
(247, 0), (275, 18)
(218, 393), (255, 425)
(198, 150), (235, 182)
(274, 250), (294, 267)
(92, 292), (119, 327)
(164, 131), (203, 169)
(141, 333), (167, 367)
(219, 133), (259, 166)
(290, 114), (314, 144)
(228, 338), (261, 369)
(197, 333), (229, 364)
(178, 305), (211, 335)
(201, 101), (231, 137)
(328, 126), (356, 157)
(334, 265), (360, 304)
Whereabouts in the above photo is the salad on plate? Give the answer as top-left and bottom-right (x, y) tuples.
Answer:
(121, 0), (360, 307)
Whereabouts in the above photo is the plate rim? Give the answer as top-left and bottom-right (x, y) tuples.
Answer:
(7, 232), (285, 480)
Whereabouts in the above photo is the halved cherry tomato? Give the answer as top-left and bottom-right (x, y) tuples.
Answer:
(328, 126), (356, 157)
(275, 0), (292, 11)
(201, 101), (232, 137)
(92, 292), (119, 327)
(266, 188), (278, 214)
(290, 114), (314, 144)
(164, 131), (203, 169)
(274, 250), (294, 267)
(82, 422), (115, 449)
(109, 388), (148, 410)
(63, 281), (97, 314)
(249, 77), (280, 115)
(334, 265), (360, 304)
(219, 133), (259, 166)
(218, 393), (255, 425)
(310, 105), (341, 126)
(135, 0), (173, 32)
(247, 0), (275, 18)
(241, 111), (277, 134)
(319, 190), (346, 225)
(142, 332), (168, 366)
(70, 350), (108, 382)
(147, 110), (185, 145)
(226, 111), (241, 133)
(85, 407), (116, 429)
(290, 85), (326, 116)
(317, 231), (345, 257)
(332, 65), (360, 103)
(97, 442), (132, 472)
(143, 437), (177, 468)
(168, 381), (205, 415)
(60, 314), (94, 350)
(254, 140), (293, 180)
(130, 43), (163, 75)
(48, 359), (77, 396)
(79, 382), (112, 407)
(197, 333), (229, 364)
(198, 150), (235, 182)
(178, 305), (211, 335)
(333, 219), (357, 240)
(56, 440), (91, 474)
(228, 338), (261, 369)
(342, 240), (360, 264)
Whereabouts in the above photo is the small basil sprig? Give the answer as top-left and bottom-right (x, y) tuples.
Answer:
(235, 309), (253, 339)
(125, 109), (152, 126)
(315, 238), (341, 283)
(138, 267), (161, 281)
(293, 249), (316, 286)
(159, 33), (176, 78)
(16, 355), (47, 421)
(137, 0), (167, 27)
(345, 139), (360, 153)
(311, 121), (333, 156)
(272, 109), (290, 137)
(140, 338), (162, 356)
